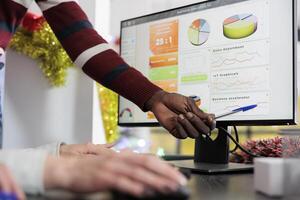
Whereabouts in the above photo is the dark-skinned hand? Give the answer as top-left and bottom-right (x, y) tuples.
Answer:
(145, 91), (215, 139)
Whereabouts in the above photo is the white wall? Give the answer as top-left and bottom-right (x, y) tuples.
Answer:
(4, 53), (94, 148)
(94, 0), (111, 40)
(3, 0), (105, 149)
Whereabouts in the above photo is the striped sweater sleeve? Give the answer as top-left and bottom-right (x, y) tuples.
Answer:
(36, 0), (162, 111)
(0, 0), (32, 49)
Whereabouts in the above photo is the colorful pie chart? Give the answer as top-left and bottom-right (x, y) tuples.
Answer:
(223, 14), (258, 39)
(188, 19), (210, 46)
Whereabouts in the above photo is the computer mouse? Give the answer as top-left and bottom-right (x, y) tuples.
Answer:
(178, 168), (192, 180)
(112, 185), (190, 200)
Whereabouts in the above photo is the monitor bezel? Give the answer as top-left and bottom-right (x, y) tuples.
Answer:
(118, 0), (298, 127)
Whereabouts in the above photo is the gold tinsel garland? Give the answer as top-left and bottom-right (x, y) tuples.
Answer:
(98, 84), (119, 142)
(9, 13), (119, 141)
(9, 21), (73, 86)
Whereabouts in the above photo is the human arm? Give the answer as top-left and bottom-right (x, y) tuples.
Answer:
(1, 0), (215, 140)
(0, 147), (187, 197)
(35, 0), (215, 138)
(35, 0), (161, 111)
(0, 0), (34, 49)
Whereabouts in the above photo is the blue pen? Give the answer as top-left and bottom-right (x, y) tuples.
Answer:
(215, 104), (257, 119)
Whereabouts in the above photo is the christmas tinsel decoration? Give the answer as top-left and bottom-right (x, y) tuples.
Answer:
(230, 136), (300, 164)
(98, 84), (119, 143)
(9, 13), (73, 86)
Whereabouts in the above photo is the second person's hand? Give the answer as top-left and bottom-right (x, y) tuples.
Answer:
(145, 91), (215, 139)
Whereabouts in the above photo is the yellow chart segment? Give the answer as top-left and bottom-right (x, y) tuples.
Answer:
(223, 14), (258, 39)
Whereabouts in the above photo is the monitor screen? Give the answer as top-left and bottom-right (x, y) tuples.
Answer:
(118, 0), (297, 126)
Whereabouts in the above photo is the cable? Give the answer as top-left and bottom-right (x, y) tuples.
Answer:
(234, 126), (239, 143)
(219, 127), (260, 158)
(230, 126), (239, 153)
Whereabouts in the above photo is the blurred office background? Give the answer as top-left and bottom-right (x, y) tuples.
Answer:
(2, 0), (300, 156)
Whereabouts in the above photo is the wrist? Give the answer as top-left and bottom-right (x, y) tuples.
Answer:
(144, 90), (167, 112)
(44, 156), (74, 190)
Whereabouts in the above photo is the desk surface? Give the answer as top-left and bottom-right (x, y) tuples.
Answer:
(28, 174), (299, 200)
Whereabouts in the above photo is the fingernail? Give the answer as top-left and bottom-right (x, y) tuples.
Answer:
(186, 112), (193, 119)
(211, 120), (217, 130)
(179, 175), (188, 186)
(179, 114), (185, 120)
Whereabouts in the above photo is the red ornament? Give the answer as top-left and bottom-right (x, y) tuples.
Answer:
(21, 12), (45, 32)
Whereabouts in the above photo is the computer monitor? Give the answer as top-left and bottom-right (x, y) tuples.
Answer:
(118, 0), (297, 173)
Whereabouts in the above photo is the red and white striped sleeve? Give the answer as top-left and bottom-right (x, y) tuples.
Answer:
(0, 0), (32, 49)
(36, 0), (162, 111)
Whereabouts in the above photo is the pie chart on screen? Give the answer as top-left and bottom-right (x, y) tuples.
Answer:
(188, 19), (210, 46)
(223, 14), (258, 39)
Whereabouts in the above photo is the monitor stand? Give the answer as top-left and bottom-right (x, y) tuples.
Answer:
(170, 126), (254, 174)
